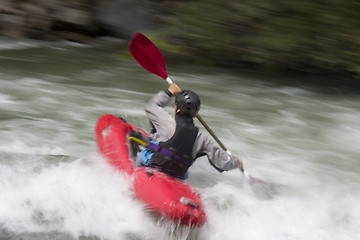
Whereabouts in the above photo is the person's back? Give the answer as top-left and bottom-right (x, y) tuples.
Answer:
(140, 83), (243, 179)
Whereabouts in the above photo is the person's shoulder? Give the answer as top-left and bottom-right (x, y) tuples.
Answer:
(195, 130), (212, 145)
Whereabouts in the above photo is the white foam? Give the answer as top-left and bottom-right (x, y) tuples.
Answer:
(0, 155), (161, 239)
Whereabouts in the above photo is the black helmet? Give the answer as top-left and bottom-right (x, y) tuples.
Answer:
(175, 90), (201, 117)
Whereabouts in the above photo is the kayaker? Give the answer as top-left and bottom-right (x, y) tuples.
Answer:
(136, 83), (244, 180)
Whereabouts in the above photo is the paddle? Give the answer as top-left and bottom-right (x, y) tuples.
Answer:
(129, 32), (225, 149)
(129, 32), (277, 198)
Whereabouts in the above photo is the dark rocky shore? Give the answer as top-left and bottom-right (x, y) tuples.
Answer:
(1, 0), (359, 79)
(0, 0), (155, 43)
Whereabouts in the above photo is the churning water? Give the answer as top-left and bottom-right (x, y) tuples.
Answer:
(0, 38), (359, 240)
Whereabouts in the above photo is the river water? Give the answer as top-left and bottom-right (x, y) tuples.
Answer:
(0, 38), (359, 240)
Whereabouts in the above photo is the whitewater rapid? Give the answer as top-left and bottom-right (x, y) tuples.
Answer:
(1, 38), (359, 240)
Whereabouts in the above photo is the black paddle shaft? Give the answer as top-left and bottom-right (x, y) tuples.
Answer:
(196, 114), (228, 152)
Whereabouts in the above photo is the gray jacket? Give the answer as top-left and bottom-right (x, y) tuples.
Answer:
(145, 91), (240, 172)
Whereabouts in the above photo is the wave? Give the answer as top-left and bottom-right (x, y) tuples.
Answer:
(0, 37), (92, 51)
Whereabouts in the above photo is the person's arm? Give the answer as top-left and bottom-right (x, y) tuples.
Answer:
(144, 84), (181, 141)
(194, 131), (243, 172)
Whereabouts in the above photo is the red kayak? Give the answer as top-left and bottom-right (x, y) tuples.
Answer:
(95, 114), (206, 227)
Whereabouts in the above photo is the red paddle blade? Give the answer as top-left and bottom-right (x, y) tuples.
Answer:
(129, 32), (168, 79)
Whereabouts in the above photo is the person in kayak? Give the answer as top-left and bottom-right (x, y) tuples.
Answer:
(136, 83), (244, 180)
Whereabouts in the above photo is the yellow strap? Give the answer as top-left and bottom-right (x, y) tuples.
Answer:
(128, 136), (148, 146)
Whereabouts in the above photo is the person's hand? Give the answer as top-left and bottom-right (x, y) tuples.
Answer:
(168, 83), (181, 96)
(238, 158), (244, 172)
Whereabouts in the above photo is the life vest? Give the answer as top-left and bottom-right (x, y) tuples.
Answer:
(148, 115), (199, 179)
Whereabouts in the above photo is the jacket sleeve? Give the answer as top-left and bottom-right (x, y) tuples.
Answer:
(193, 131), (240, 172)
(145, 91), (176, 142)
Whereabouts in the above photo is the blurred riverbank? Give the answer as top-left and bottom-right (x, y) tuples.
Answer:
(1, 0), (360, 81)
